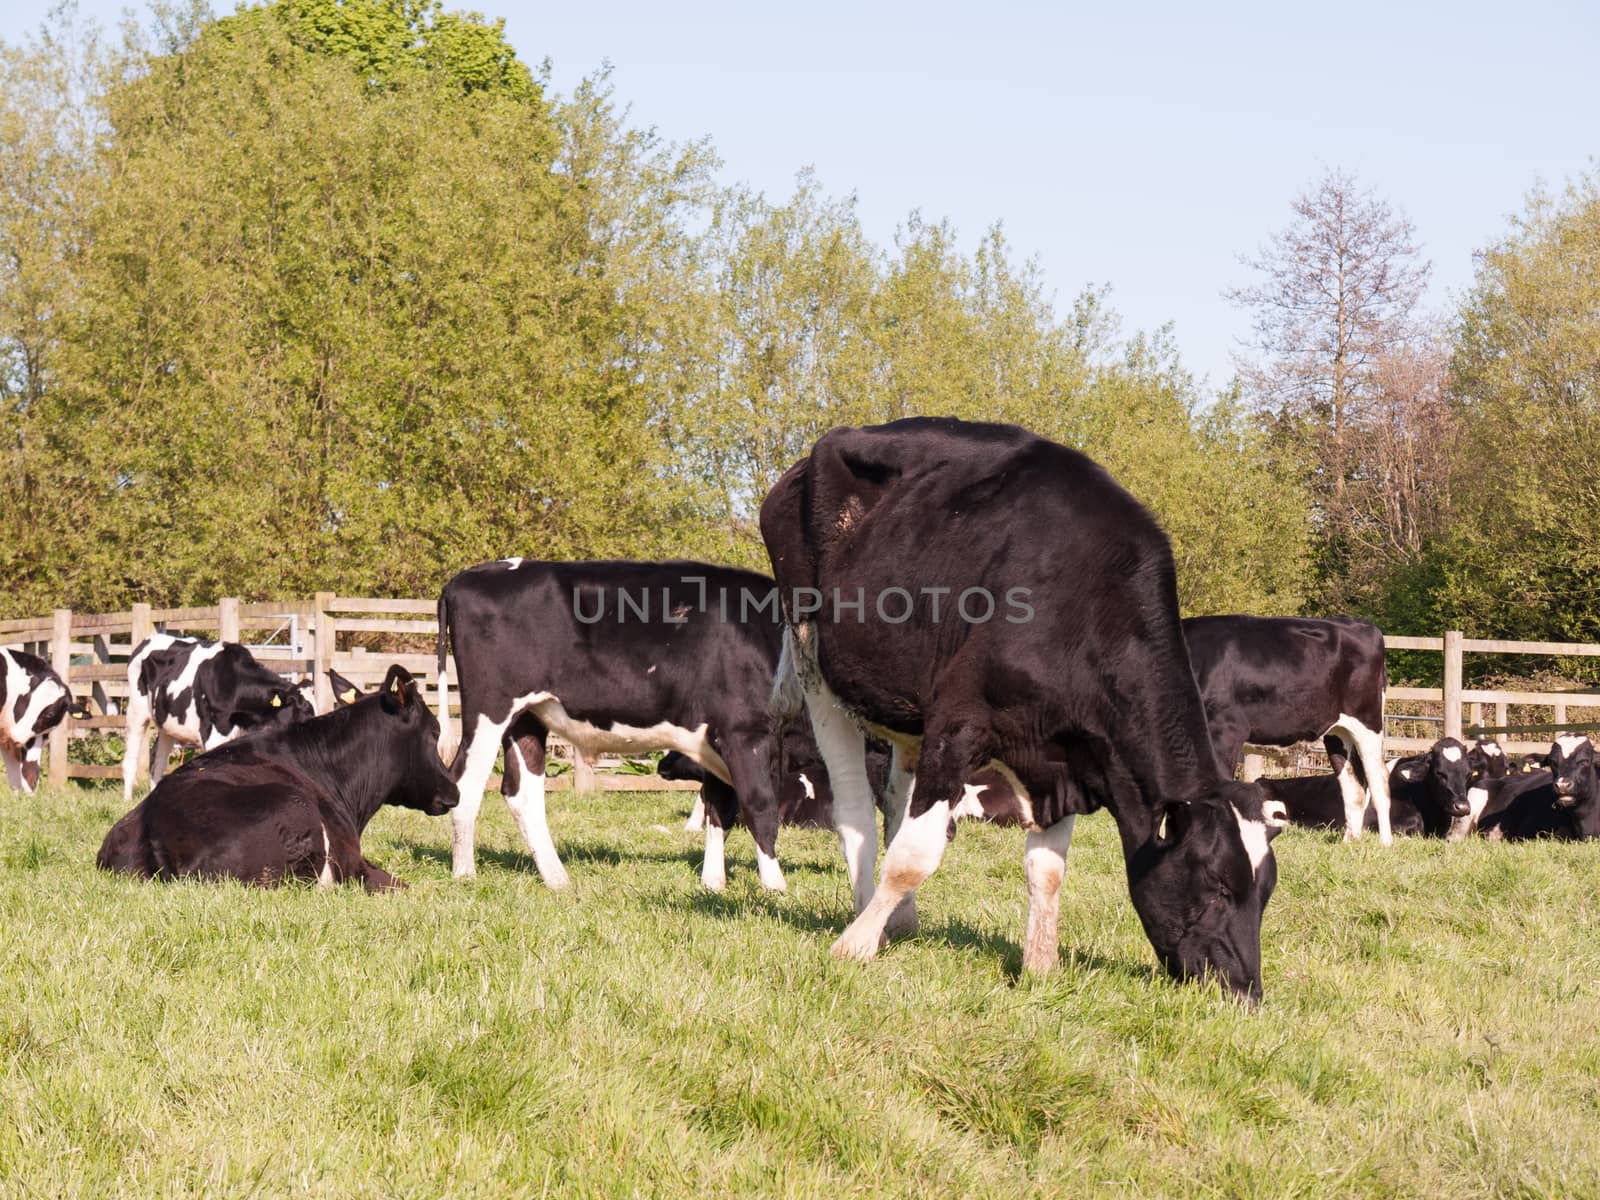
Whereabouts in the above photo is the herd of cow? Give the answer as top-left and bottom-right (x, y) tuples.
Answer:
(2, 417), (1596, 1004)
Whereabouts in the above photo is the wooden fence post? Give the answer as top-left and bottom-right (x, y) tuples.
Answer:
(219, 596), (240, 643)
(1443, 630), (1464, 741)
(49, 608), (72, 789)
(1555, 699), (1568, 731)
(312, 592), (335, 713)
(131, 602), (152, 650)
(1495, 701), (1507, 745)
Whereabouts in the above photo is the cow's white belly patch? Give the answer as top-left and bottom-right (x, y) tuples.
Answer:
(512, 691), (732, 785)
(318, 826), (335, 888)
(950, 759), (1038, 829)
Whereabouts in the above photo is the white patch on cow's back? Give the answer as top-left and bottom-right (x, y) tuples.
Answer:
(152, 641), (228, 745)
(513, 690), (732, 785)
(501, 557), (524, 570)
(1556, 734), (1589, 757)
(317, 826), (335, 888)
(1441, 745), (1463, 762)
(1230, 803), (1271, 874)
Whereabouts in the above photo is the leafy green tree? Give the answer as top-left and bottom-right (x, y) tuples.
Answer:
(1431, 171), (1600, 640)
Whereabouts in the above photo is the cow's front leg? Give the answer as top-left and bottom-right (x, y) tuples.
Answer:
(1022, 817), (1076, 974)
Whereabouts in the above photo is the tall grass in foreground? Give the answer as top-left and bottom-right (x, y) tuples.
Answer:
(2, 785), (1598, 1197)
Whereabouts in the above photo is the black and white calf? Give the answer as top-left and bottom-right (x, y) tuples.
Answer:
(1260, 773), (1425, 837)
(761, 417), (1283, 1001)
(1477, 735), (1600, 841)
(1183, 615), (1393, 844)
(1385, 737), (1480, 838)
(98, 665), (457, 888)
(437, 559), (788, 891)
(120, 634), (315, 801)
(1, 647), (89, 794)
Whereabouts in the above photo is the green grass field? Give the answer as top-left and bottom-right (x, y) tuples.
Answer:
(3, 785), (1599, 1198)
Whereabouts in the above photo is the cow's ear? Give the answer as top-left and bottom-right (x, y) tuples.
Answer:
(1153, 800), (1190, 848)
(381, 665), (414, 709)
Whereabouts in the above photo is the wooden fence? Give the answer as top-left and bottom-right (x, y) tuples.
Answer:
(7, 601), (1599, 787)
(0, 596), (697, 793)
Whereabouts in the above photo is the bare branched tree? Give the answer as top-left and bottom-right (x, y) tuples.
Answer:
(1229, 169), (1437, 606)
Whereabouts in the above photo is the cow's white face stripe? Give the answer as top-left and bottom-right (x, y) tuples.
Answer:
(1555, 734), (1588, 758)
(317, 826), (335, 888)
(1441, 745), (1463, 762)
(1481, 742), (1503, 757)
(1231, 804), (1271, 874)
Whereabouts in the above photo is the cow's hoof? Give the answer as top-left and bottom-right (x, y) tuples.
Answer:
(831, 923), (887, 962)
(451, 867), (477, 880)
(701, 871), (727, 893)
(539, 868), (572, 891)
(1021, 948), (1058, 975)
(1378, 833), (1394, 847)
(756, 858), (788, 893)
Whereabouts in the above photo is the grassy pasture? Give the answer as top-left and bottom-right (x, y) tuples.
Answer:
(3, 785), (1599, 1198)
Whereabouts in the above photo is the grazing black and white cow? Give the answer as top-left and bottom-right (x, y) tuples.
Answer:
(1477, 735), (1600, 841)
(760, 417), (1283, 1002)
(121, 634), (315, 802)
(1259, 773), (1425, 837)
(1, 647), (90, 794)
(1182, 615), (1392, 844)
(437, 559), (788, 891)
(97, 665), (457, 888)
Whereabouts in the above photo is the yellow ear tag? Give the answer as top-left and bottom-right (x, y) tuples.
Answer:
(270, 694), (282, 708)
(342, 688), (358, 703)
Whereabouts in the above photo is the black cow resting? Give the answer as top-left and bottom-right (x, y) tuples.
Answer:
(1183, 615), (1393, 843)
(437, 559), (788, 892)
(1, 646), (90, 794)
(1477, 735), (1600, 841)
(1261, 774), (1425, 837)
(98, 666), (457, 889)
(121, 633), (315, 802)
(761, 417), (1283, 1002)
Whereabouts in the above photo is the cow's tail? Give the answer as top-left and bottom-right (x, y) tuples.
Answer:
(769, 624), (808, 787)
(435, 589), (457, 763)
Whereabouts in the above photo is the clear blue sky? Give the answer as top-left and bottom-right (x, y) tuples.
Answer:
(6, 0), (1597, 390)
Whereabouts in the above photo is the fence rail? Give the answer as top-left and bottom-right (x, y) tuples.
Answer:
(1, 594), (705, 792)
(8, 601), (1600, 785)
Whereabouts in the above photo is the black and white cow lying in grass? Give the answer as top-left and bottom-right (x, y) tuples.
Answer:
(98, 666), (457, 889)
(121, 633), (315, 802)
(1259, 774), (1425, 837)
(1476, 735), (1600, 841)
(760, 417), (1283, 1002)
(1, 647), (89, 794)
(1183, 615), (1394, 843)
(436, 559), (790, 892)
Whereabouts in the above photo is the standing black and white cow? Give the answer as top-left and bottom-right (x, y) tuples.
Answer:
(98, 665), (458, 888)
(120, 633), (315, 802)
(1, 647), (90, 794)
(761, 417), (1283, 1002)
(1182, 615), (1393, 844)
(436, 559), (788, 891)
